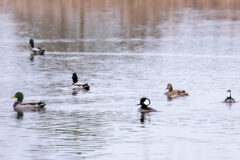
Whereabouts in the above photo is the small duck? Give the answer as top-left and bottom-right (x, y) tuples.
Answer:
(71, 73), (90, 94)
(165, 83), (189, 97)
(138, 97), (157, 113)
(11, 92), (46, 112)
(29, 39), (45, 55)
(223, 90), (236, 103)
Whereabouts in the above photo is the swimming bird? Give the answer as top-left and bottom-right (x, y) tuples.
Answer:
(11, 92), (46, 112)
(165, 83), (189, 97)
(223, 90), (236, 103)
(138, 97), (157, 113)
(29, 39), (45, 55)
(71, 73), (90, 95)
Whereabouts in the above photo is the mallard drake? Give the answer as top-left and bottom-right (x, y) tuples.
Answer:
(138, 97), (157, 113)
(165, 83), (189, 97)
(29, 39), (45, 55)
(71, 73), (90, 95)
(11, 92), (46, 112)
(223, 90), (236, 103)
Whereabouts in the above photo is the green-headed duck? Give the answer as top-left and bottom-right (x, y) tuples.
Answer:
(29, 39), (45, 55)
(11, 92), (46, 112)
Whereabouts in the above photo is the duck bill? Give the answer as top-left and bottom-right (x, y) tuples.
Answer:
(11, 96), (16, 98)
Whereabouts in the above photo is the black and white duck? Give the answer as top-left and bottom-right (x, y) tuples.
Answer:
(138, 97), (157, 113)
(223, 90), (236, 103)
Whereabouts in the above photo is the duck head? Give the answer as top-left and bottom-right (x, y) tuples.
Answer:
(227, 90), (232, 98)
(166, 83), (173, 91)
(29, 39), (34, 48)
(11, 92), (24, 102)
(72, 73), (78, 84)
(139, 97), (151, 107)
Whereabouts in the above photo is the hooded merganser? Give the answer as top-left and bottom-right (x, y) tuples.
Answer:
(138, 97), (157, 113)
(223, 90), (236, 103)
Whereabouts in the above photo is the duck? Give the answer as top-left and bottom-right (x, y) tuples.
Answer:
(165, 83), (189, 97)
(71, 73), (90, 94)
(138, 97), (157, 113)
(29, 39), (45, 55)
(223, 90), (236, 103)
(11, 92), (46, 112)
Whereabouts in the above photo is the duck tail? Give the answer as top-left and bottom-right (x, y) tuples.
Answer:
(39, 48), (45, 55)
(38, 101), (46, 108)
(83, 83), (90, 91)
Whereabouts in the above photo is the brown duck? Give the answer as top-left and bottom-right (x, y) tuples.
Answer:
(165, 83), (189, 97)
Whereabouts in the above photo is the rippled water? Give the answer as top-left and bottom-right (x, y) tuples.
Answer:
(1, 0), (240, 160)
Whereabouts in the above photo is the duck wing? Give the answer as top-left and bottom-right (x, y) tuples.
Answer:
(139, 107), (157, 113)
(73, 82), (86, 86)
(176, 90), (185, 93)
(21, 101), (40, 105)
(21, 101), (46, 108)
(166, 90), (188, 97)
(175, 90), (189, 96)
(32, 48), (40, 52)
(165, 91), (175, 96)
(224, 98), (236, 103)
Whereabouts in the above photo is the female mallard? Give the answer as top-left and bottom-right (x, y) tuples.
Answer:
(71, 73), (90, 95)
(11, 92), (46, 112)
(29, 39), (45, 55)
(223, 90), (236, 103)
(165, 83), (189, 97)
(138, 97), (157, 113)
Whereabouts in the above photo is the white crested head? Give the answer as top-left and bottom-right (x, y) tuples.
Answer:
(227, 90), (231, 98)
(140, 97), (151, 106)
(143, 99), (150, 106)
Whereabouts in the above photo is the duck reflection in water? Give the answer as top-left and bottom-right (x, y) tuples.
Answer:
(140, 113), (152, 124)
(16, 111), (24, 119)
(167, 95), (178, 101)
(29, 53), (34, 61)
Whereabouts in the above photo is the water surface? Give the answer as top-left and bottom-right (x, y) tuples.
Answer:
(1, 0), (240, 160)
